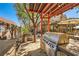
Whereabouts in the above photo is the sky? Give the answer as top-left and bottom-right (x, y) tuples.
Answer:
(0, 3), (20, 26)
(0, 3), (79, 26)
(63, 7), (79, 18)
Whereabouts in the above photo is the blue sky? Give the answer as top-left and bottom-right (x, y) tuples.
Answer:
(0, 3), (20, 26)
(0, 3), (79, 26)
(63, 7), (79, 18)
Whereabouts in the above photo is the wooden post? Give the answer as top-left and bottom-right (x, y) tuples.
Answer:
(47, 14), (50, 32)
(40, 13), (43, 49)
(36, 24), (38, 34)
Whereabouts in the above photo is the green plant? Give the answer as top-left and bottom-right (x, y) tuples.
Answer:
(21, 26), (29, 34)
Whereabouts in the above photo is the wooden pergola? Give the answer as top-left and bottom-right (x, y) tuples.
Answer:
(28, 3), (79, 17)
(27, 3), (79, 48)
(28, 3), (79, 31)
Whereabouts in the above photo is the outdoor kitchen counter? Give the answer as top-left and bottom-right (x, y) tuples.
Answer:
(58, 45), (76, 56)
(0, 40), (15, 56)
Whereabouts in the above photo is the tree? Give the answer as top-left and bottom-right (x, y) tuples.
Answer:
(15, 3), (40, 42)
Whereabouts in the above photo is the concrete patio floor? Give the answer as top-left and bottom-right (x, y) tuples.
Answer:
(17, 39), (47, 56)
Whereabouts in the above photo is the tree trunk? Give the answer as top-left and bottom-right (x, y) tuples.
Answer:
(10, 29), (14, 39)
(22, 33), (25, 43)
(33, 24), (36, 42)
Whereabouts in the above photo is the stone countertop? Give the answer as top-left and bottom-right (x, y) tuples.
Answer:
(58, 44), (77, 56)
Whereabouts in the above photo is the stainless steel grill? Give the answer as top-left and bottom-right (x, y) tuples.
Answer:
(43, 32), (70, 56)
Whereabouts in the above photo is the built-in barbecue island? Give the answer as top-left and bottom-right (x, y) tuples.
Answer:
(42, 32), (79, 56)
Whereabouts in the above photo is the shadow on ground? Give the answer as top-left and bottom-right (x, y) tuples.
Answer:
(25, 48), (47, 56)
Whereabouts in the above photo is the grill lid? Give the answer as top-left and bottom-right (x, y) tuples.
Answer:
(43, 32), (69, 45)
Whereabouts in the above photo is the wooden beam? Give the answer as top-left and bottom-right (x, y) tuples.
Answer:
(28, 9), (39, 13)
(40, 13), (43, 37)
(34, 3), (37, 11)
(49, 3), (65, 15)
(40, 13), (43, 49)
(47, 14), (50, 32)
(56, 3), (79, 16)
(29, 3), (33, 11)
(29, 3), (31, 10)
(50, 3), (79, 17)
(43, 4), (57, 16)
(25, 5), (34, 23)
(42, 3), (51, 13)
(37, 3), (43, 13)
(32, 3), (34, 11)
